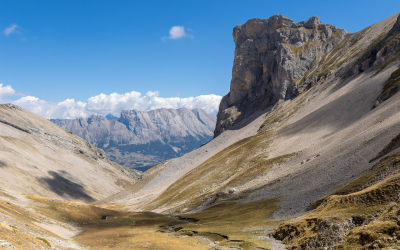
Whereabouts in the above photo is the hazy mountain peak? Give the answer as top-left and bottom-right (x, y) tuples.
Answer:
(51, 107), (216, 170)
(105, 113), (119, 120)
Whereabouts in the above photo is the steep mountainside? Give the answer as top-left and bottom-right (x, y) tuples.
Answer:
(214, 15), (347, 137)
(0, 103), (140, 203)
(97, 12), (400, 249)
(51, 108), (216, 171)
(2, 12), (400, 250)
(214, 13), (400, 137)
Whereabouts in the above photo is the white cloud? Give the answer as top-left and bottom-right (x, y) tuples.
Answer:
(10, 89), (222, 119)
(4, 24), (21, 36)
(169, 26), (186, 39)
(162, 26), (193, 41)
(0, 83), (24, 101)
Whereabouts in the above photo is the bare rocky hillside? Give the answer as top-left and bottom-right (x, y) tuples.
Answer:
(97, 12), (400, 249)
(51, 108), (216, 171)
(0, 103), (140, 203)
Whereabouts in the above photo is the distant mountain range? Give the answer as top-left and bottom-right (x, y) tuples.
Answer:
(51, 108), (216, 171)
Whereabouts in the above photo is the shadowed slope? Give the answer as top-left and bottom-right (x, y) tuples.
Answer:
(38, 171), (95, 203)
(0, 103), (141, 203)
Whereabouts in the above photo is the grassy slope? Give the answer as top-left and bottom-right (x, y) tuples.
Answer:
(141, 84), (311, 214)
(0, 105), (296, 249)
(24, 195), (283, 249)
(172, 197), (282, 249)
(0, 192), (283, 249)
(0, 190), (61, 249)
(0, 190), (211, 249)
(271, 150), (400, 249)
(26, 196), (212, 250)
(142, 128), (296, 213)
(0, 102), (296, 249)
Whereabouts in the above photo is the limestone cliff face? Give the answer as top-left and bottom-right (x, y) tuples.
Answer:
(393, 13), (400, 32)
(215, 15), (347, 137)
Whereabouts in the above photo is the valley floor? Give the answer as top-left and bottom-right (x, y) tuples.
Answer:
(0, 190), (286, 250)
(3, 158), (400, 250)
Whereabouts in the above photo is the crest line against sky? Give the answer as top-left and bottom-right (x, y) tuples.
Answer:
(0, 0), (399, 118)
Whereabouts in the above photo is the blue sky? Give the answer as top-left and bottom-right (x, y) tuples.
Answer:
(0, 0), (399, 118)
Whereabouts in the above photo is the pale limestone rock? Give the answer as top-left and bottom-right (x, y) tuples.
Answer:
(215, 15), (347, 137)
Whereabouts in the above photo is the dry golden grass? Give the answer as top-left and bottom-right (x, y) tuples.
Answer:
(0, 197), (59, 249)
(75, 216), (211, 250)
(142, 129), (283, 212)
(25, 194), (284, 249)
(139, 79), (310, 215)
(28, 195), (125, 223)
(18, 132), (400, 249)
(309, 150), (400, 209)
(271, 149), (400, 249)
(29, 195), (210, 249)
(0, 222), (51, 249)
(173, 198), (281, 249)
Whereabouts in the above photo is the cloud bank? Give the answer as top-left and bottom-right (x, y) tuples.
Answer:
(0, 83), (24, 101)
(4, 24), (21, 36)
(4, 87), (221, 119)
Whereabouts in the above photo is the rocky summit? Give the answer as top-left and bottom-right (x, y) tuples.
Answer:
(51, 108), (216, 170)
(215, 15), (347, 137)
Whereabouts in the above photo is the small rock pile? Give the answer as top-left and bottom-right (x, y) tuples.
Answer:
(0, 240), (15, 249)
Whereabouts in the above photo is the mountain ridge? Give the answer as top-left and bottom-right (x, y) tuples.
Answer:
(51, 107), (216, 170)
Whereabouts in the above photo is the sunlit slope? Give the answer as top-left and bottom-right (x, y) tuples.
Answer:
(139, 63), (400, 215)
(0, 188), (215, 250)
(102, 12), (400, 222)
(96, 110), (267, 209)
(0, 103), (140, 203)
(0, 188), (85, 249)
(271, 145), (400, 249)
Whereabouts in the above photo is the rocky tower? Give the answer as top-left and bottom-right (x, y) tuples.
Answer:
(215, 15), (347, 137)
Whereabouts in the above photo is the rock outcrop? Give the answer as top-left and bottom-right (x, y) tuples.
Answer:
(392, 13), (400, 32)
(215, 15), (347, 137)
(51, 108), (216, 170)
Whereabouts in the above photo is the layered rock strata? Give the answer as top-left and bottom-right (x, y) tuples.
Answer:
(215, 15), (347, 137)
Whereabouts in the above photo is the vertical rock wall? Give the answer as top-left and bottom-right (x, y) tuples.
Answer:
(215, 15), (347, 137)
